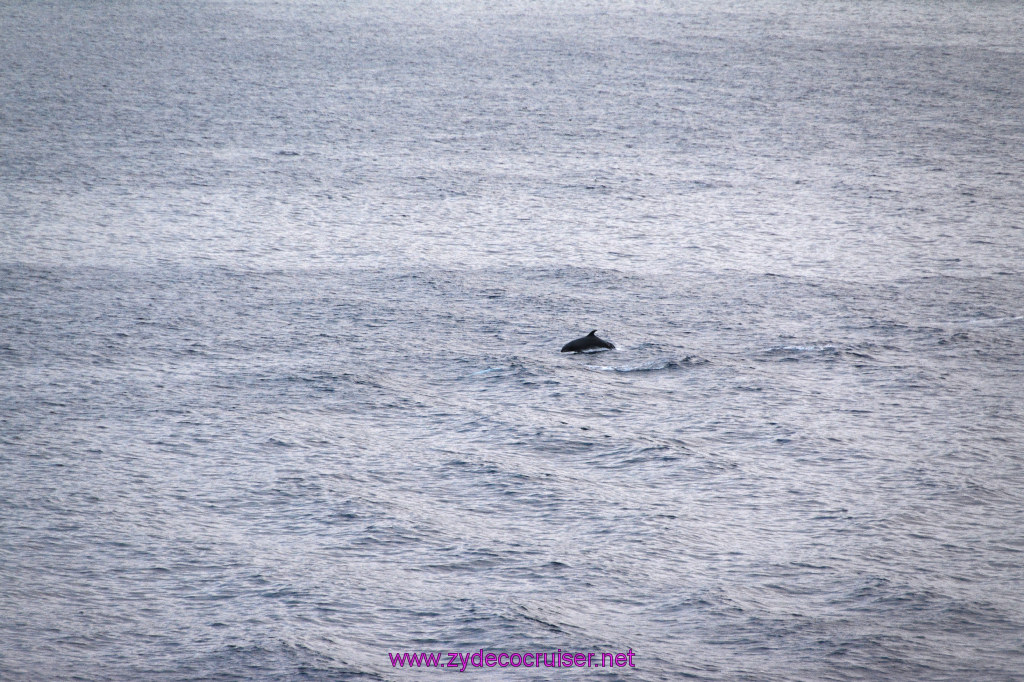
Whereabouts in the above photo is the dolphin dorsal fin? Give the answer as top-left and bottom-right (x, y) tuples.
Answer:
(588, 330), (598, 336)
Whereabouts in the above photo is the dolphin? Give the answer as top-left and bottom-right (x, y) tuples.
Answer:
(561, 330), (615, 353)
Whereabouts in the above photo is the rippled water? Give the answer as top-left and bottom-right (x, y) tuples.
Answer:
(2, 1), (1023, 680)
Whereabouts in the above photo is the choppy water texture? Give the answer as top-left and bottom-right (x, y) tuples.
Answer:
(2, 0), (1024, 679)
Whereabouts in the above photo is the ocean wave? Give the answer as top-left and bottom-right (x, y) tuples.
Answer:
(589, 356), (707, 373)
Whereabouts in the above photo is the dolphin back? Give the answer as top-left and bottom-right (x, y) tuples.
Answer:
(561, 330), (615, 353)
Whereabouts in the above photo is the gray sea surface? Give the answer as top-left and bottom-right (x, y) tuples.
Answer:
(2, 0), (1023, 679)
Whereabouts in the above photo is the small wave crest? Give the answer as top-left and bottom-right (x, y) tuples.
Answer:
(590, 356), (707, 373)
(466, 358), (536, 380)
(757, 343), (843, 362)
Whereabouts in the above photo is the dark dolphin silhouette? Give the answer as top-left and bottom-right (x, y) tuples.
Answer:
(561, 330), (615, 353)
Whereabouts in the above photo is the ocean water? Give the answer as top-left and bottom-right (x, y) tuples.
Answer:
(2, 0), (1023, 679)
